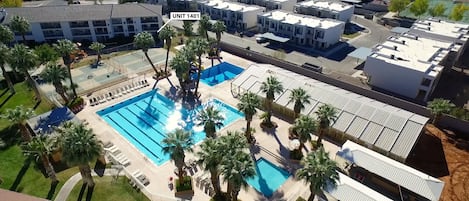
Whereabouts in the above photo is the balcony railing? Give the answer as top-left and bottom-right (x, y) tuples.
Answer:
(93, 21), (107, 27)
(41, 23), (61, 29)
(70, 22), (89, 28)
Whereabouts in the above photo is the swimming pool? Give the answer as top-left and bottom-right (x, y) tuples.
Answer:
(97, 90), (244, 165)
(245, 158), (291, 197)
(197, 62), (244, 86)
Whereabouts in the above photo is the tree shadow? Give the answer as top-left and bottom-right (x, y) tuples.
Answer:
(0, 92), (14, 109)
(77, 183), (87, 201)
(9, 158), (31, 191)
(46, 181), (59, 200)
(0, 88), (9, 98)
(85, 185), (95, 201)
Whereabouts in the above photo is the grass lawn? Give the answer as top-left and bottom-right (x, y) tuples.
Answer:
(0, 146), (79, 200)
(0, 81), (79, 200)
(342, 32), (361, 39)
(66, 176), (150, 201)
(0, 82), (53, 131)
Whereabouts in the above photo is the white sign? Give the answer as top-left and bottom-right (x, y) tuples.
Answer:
(170, 12), (201, 20)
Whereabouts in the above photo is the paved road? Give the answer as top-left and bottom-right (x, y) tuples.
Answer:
(164, 15), (390, 76)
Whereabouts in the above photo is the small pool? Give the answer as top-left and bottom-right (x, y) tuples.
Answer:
(245, 158), (291, 197)
(197, 62), (244, 86)
(97, 90), (243, 165)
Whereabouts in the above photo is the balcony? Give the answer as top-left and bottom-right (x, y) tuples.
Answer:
(40, 23), (61, 29)
(142, 24), (159, 31)
(95, 28), (108, 35)
(71, 29), (91, 36)
(113, 26), (124, 33)
(141, 17), (158, 23)
(111, 19), (122, 25)
(69, 21), (89, 28)
(93, 20), (107, 27)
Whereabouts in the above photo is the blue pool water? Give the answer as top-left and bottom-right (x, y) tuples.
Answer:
(246, 158), (291, 197)
(97, 90), (244, 165)
(197, 62), (244, 86)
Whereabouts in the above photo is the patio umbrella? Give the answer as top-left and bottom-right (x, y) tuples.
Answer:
(289, 139), (300, 150)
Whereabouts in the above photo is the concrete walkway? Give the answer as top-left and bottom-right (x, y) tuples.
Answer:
(54, 169), (119, 201)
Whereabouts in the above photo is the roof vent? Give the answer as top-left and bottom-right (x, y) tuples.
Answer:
(428, 27), (431, 30)
(394, 45), (398, 50)
(415, 36), (419, 40)
(402, 40), (405, 44)
(391, 54), (395, 59)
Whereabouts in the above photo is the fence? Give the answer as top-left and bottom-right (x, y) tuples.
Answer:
(219, 41), (469, 133)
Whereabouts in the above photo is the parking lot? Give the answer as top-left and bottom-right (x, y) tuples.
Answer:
(165, 15), (391, 77)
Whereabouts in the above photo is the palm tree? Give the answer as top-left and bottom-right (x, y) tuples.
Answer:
(187, 37), (209, 96)
(58, 122), (103, 188)
(134, 32), (159, 75)
(428, 98), (455, 125)
(220, 150), (256, 201)
(1, 106), (35, 141)
(9, 16), (30, 43)
(22, 135), (58, 184)
(10, 44), (41, 101)
(34, 44), (60, 66)
(296, 147), (339, 201)
(212, 20), (226, 48)
(196, 138), (223, 196)
(293, 115), (317, 151)
(41, 63), (69, 103)
(0, 24), (14, 44)
(162, 128), (194, 185)
(314, 104), (337, 145)
(158, 25), (176, 75)
(0, 44), (15, 94)
(196, 105), (224, 138)
(237, 92), (261, 143)
(183, 21), (193, 36)
(89, 42), (105, 66)
(260, 76), (284, 126)
(288, 87), (311, 119)
(198, 15), (212, 40)
(53, 39), (78, 99)
(170, 51), (190, 92)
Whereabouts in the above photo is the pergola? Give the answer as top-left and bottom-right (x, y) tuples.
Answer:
(231, 64), (429, 161)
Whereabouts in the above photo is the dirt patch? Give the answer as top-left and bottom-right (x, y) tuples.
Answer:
(407, 124), (469, 201)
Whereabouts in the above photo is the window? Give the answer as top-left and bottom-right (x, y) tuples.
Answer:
(92, 20), (106, 27)
(421, 78), (432, 87)
(40, 22), (61, 29)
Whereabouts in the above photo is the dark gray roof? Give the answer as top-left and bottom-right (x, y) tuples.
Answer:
(3, 4), (161, 23)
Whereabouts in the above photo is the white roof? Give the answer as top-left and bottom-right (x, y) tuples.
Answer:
(296, 0), (353, 12)
(324, 172), (393, 201)
(260, 10), (343, 29)
(412, 18), (469, 41)
(201, 0), (264, 12)
(370, 33), (454, 74)
(231, 64), (429, 160)
(337, 140), (444, 201)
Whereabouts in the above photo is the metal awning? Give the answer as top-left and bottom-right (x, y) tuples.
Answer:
(348, 47), (372, 60)
(391, 27), (410, 35)
(259, 32), (290, 43)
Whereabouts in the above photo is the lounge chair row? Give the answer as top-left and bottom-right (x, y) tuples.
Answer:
(89, 80), (150, 106)
(132, 170), (150, 186)
(105, 144), (131, 167)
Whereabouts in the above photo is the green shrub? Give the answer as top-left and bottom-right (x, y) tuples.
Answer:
(67, 97), (84, 107)
(175, 176), (192, 192)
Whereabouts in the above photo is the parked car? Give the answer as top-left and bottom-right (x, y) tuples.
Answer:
(256, 37), (268, 43)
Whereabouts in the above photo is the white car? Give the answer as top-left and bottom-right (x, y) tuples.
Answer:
(256, 37), (268, 43)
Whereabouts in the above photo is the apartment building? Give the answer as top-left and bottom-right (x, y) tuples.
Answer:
(198, 0), (265, 31)
(235, 0), (296, 11)
(363, 33), (461, 101)
(2, 4), (162, 43)
(257, 10), (344, 49)
(294, 0), (354, 22)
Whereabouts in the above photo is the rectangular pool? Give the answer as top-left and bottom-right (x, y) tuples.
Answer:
(198, 62), (244, 86)
(245, 158), (291, 197)
(97, 90), (244, 165)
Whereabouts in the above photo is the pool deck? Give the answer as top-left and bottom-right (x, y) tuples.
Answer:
(75, 50), (341, 201)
